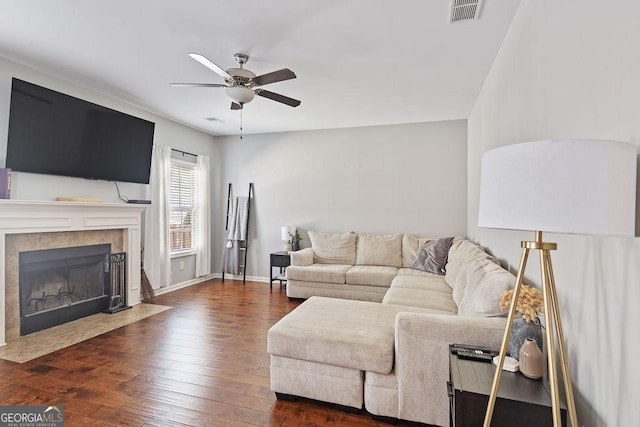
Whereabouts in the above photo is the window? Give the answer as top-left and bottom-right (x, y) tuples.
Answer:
(169, 160), (197, 254)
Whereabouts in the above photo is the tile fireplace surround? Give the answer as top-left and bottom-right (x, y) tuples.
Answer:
(0, 200), (146, 346)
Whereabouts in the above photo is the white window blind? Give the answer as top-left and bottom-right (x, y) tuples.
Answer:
(169, 161), (197, 253)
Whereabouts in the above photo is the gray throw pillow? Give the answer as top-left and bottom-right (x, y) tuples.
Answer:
(411, 237), (454, 275)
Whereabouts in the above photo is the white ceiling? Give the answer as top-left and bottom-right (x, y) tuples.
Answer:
(0, 0), (520, 136)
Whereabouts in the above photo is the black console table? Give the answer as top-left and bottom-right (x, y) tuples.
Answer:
(448, 346), (566, 427)
(270, 251), (290, 290)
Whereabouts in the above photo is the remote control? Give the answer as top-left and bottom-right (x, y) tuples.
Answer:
(457, 349), (494, 362)
(451, 343), (494, 353)
(450, 343), (498, 356)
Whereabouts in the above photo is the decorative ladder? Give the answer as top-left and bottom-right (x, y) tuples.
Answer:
(222, 182), (253, 284)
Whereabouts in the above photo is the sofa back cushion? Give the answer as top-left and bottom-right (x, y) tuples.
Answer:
(451, 255), (489, 306)
(445, 239), (499, 294)
(457, 260), (515, 317)
(308, 231), (357, 264)
(401, 234), (434, 267)
(356, 233), (402, 268)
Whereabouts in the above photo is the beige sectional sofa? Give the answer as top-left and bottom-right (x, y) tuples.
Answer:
(268, 231), (516, 426)
(286, 231), (444, 301)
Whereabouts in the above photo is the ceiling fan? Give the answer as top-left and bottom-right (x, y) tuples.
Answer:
(172, 52), (301, 110)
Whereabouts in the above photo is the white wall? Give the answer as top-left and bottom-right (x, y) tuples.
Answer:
(216, 120), (468, 279)
(0, 56), (222, 286)
(468, 1), (640, 425)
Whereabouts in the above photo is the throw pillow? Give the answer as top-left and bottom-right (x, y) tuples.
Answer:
(411, 237), (454, 275)
(401, 234), (435, 267)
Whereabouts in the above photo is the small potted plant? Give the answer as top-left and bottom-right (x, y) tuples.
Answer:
(289, 230), (303, 251)
(500, 284), (544, 360)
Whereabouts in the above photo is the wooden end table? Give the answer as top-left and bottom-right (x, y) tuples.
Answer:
(448, 346), (567, 427)
(270, 251), (290, 290)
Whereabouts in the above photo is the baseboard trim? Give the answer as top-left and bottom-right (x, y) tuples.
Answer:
(153, 273), (270, 296)
(154, 274), (216, 296)
(212, 273), (270, 283)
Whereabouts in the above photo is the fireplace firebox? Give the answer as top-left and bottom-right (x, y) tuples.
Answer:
(18, 244), (128, 335)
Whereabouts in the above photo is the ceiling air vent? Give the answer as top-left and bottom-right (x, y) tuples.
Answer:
(450, 0), (483, 23)
(204, 116), (224, 123)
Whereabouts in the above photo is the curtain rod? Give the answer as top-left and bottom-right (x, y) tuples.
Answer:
(171, 148), (197, 157)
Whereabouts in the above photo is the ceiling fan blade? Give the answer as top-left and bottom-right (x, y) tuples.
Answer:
(170, 83), (228, 87)
(231, 102), (243, 110)
(188, 53), (232, 80)
(256, 90), (301, 107)
(252, 69), (296, 86)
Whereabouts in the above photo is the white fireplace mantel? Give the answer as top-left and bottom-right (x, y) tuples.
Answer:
(0, 200), (147, 346)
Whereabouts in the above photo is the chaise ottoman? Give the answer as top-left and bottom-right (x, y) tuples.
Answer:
(267, 296), (429, 409)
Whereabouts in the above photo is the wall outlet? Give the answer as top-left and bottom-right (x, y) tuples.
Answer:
(179, 260), (185, 270)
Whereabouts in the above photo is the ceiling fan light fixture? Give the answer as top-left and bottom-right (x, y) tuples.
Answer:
(225, 86), (255, 104)
(178, 52), (300, 109)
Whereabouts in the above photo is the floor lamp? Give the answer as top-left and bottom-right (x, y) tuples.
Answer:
(477, 139), (637, 427)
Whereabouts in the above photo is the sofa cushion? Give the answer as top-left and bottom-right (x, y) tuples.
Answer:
(364, 368), (399, 419)
(356, 233), (402, 268)
(411, 237), (454, 275)
(271, 356), (364, 409)
(445, 239), (499, 291)
(457, 260), (516, 317)
(397, 267), (442, 278)
(308, 231), (357, 265)
(290, 247), (314, 266)
(286, 264), (351, 284)
(452, 257), (485, 306)
(365, 369), (397, 389)
(447, 235), (465, 257)
(401, 235), (434, 267)
(390, 274), (452, 294)
(382, 288), (458, 313)
(346, 265), (398, 287)
(267, 296), (429, 374)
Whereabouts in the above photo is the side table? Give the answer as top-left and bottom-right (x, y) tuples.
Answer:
(270, 251), (291, 290)
(448, 346), (566, 427)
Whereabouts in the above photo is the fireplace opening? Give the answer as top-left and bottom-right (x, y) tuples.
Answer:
(18, 244), (127, 335)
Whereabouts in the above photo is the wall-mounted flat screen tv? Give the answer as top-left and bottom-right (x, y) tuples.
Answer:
(6, 78), (155, 184)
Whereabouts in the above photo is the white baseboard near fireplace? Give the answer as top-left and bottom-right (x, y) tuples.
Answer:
(0, 200), (147, 346)
(153, 274), (216, 296)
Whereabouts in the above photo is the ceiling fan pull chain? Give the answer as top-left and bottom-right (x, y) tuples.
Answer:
(240, 108), (243, 140)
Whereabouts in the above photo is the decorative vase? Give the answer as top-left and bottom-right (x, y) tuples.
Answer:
(284, 243), (293, 252)
(509, 317), (543, 360)
(519, 338), (543, 379)
(292, 241), (300, 251)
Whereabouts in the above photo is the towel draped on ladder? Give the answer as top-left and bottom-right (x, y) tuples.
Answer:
(222, 196), (249, 275)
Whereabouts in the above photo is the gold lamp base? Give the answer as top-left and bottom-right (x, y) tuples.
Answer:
(483, 231), (579, 427)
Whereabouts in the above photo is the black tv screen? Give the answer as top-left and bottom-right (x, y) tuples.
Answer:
(6, 78), (155, 184)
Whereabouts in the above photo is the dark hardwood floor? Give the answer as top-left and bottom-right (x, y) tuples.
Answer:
(0, 280), (411, 426)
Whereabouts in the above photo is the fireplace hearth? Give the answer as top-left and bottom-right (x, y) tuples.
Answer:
(0, 201), (145, 346)
(19, 243), (128, 335)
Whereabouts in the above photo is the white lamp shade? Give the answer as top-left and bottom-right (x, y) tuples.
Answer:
(478, 139), (637, 236)
(281, 226), (295, 241)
